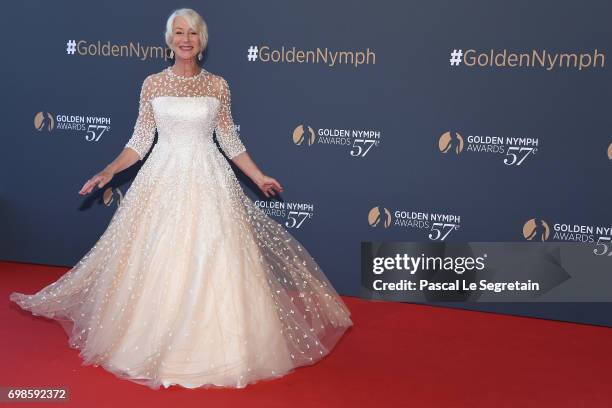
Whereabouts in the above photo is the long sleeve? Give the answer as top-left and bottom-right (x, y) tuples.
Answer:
(215, 77), (247, 159)
(124, 76), (157, 160)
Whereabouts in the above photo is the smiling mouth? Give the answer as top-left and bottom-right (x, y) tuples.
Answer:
(179, 46), (193, 50)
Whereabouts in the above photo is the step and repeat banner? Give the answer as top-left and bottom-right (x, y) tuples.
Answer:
(1, 1), (611, 325)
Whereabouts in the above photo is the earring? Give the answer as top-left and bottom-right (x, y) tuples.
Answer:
(198, 52), (202, 61)
(170, 49), (174, 58)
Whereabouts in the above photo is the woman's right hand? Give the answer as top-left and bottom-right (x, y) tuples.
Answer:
(78, 169), (114, 195)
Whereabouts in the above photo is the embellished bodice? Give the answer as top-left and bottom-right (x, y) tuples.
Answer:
(124, 67), (246, 161)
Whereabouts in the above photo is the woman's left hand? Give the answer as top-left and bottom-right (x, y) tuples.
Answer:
(255, 175), (284, 198)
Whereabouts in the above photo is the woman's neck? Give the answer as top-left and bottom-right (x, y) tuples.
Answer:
(171, 60), (201, 77)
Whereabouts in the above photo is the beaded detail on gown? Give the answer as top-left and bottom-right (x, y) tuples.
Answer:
(9, 66), (353, 390)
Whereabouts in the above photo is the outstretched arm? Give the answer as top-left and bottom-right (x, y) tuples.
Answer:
(79, 76), (156, 195)
(215, 77), (283, 198)
(78, 147), (140, 195)
(231, 152), (283, 198)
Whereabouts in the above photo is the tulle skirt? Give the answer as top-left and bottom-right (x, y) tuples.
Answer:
(10, 141), (353, 389)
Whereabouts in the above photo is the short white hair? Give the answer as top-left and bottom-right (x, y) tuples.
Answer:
(164, 8), (209, 53)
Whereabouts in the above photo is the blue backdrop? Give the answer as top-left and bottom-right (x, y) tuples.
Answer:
(1, 1), (611, 325)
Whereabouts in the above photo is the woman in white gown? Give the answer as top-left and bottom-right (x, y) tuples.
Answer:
(10, 8), (353, 390)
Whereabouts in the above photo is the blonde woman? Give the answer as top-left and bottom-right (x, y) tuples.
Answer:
(11, 8), (352, 389)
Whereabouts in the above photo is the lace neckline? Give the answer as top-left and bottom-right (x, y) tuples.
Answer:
(165, 66), (205, 80)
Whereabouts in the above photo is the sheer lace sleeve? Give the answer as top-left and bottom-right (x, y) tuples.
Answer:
(215, 77), (247, 159)
(124, 76), (157, 160)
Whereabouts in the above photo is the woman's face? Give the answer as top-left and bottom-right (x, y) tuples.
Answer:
(171, 16), (202, 60)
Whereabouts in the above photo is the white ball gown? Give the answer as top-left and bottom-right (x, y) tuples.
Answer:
(10, 66), (353, 389)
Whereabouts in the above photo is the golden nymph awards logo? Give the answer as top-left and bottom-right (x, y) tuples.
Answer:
(368, 206), (461, 240)
(438, 131), (464, 154)
(368, 206), (392, 228)
(254, 200), (315, 229)
(102, 187), (124, 208)
(438, 130), (539, 166)
(34, 112), (55, 132)
(33, 111), (111, 143)
(522, 218), (550, 241)
(293, 125), (316, 146)
(292, 124), (382, 158)
(523, 218), (612, 247)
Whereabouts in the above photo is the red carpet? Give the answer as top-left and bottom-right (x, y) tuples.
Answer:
(2, 260), (611, 407)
